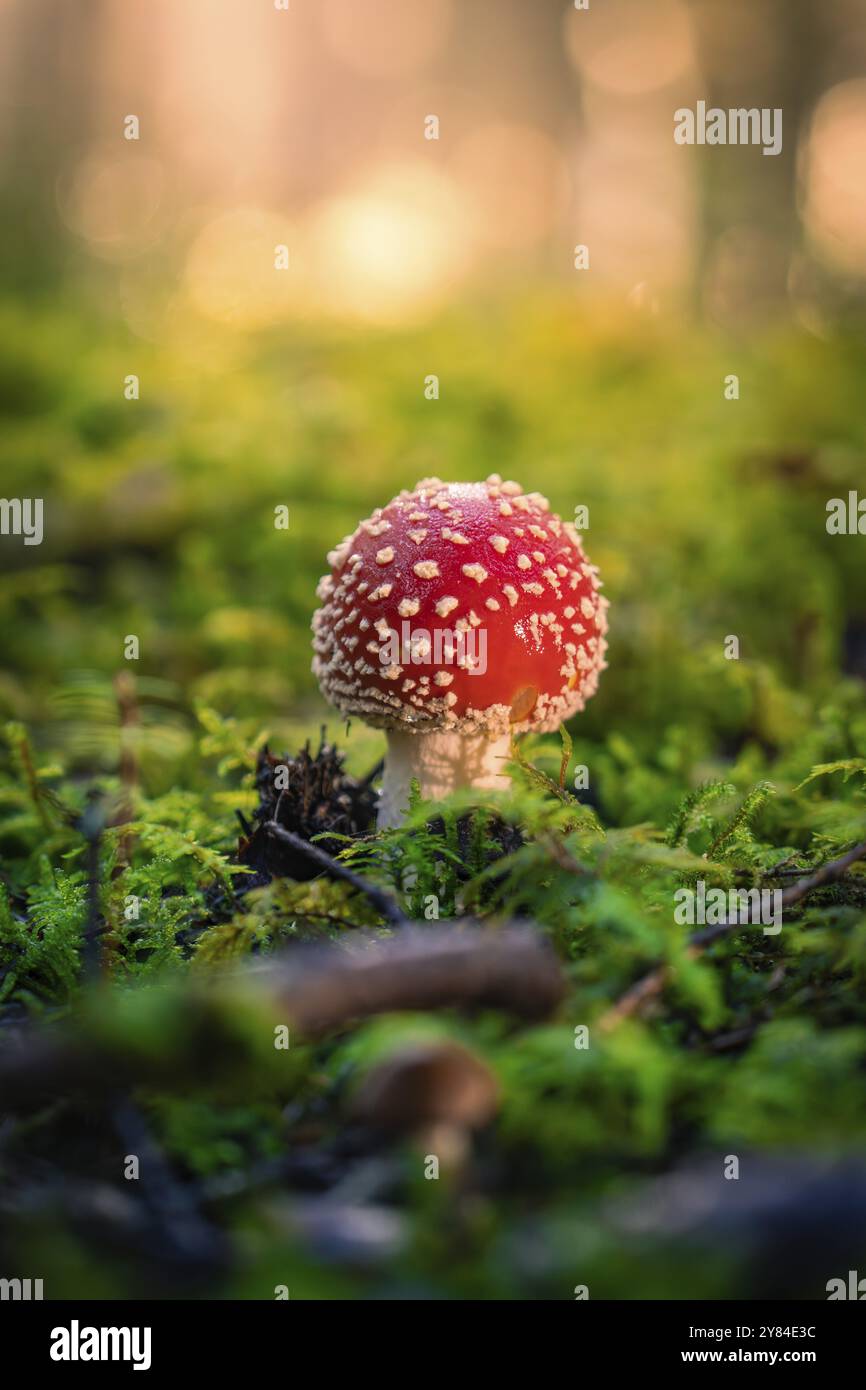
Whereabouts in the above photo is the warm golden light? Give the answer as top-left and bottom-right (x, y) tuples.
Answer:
(319, 0), (453, 78)
(305, 165), (472, 323)
(803, 79), (866, 276)
(564, 0), (695, 96)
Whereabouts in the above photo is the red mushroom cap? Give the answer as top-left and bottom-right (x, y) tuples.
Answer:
(312, 475), (608, 735)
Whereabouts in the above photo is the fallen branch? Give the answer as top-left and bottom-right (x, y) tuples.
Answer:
(263, 923), (566, 1036)
(0, 924), (564, 1112)
(263, 820), (408, 928)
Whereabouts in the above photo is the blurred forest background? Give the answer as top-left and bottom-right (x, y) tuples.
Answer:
(1, 0), (866, 1301)
(0, 0), (865, 753)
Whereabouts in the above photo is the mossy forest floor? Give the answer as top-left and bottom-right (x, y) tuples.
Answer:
(1, 298), (866, 1298)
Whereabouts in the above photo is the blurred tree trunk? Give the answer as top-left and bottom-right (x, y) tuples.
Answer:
(447, 0), (578, 137)
(689, 0), (826, 323)
(1, 0), (106, 290)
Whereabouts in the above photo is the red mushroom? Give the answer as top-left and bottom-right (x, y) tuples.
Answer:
(312, 476), (608, 827)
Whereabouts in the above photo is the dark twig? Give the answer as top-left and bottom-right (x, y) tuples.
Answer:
(598, 962), (672, 1030)
(601, 838), (866, 1030)
(112, 669), (139, 874)
(542, 833), (591, 876)
(77, 789), (107, 981)
(780, 839), (866, 909)
(263, 820), (408, 927)
(14, 727), (51, 832)
(708, 1025), (757, 1052)
(358, 755), (385, 790)
(600, 920), (757, 1031)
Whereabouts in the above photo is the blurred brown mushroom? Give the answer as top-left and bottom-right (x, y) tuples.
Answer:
(351, 1040), (499, 1169)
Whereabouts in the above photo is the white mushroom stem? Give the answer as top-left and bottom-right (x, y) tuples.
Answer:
(378, 729), (511, 829)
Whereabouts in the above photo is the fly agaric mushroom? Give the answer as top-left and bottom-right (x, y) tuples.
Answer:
(312, 475), (608, 827)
